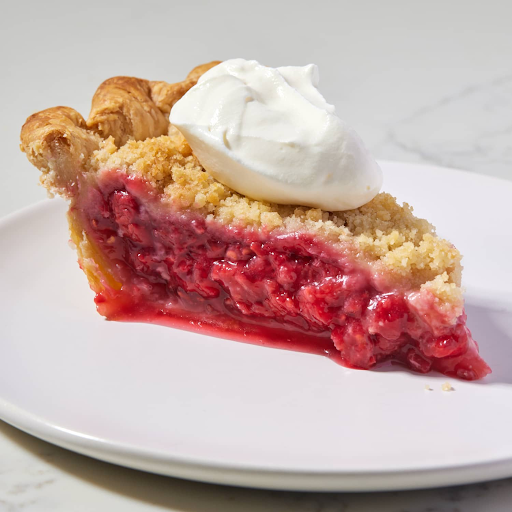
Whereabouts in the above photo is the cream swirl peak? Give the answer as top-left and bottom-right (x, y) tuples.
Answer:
(170, 59), (382, 211)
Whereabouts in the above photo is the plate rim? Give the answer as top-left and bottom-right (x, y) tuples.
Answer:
(3, 395), (512, 492)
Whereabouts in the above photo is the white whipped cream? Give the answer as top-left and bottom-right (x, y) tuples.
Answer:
(170, 59), (382, 211)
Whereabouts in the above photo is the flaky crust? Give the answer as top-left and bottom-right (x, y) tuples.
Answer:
(20, 61), (220, 195)
(87, 77), (169, 148)
(20, 107), (102, 194)
(87, 61), (220, 147)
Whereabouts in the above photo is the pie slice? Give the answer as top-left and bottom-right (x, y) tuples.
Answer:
(20, 61), (491, 380)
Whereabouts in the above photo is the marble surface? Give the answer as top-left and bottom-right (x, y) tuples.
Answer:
(1, 0), (511, 510)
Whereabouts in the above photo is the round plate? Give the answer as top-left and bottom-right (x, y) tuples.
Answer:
(0, 161), (511, 492)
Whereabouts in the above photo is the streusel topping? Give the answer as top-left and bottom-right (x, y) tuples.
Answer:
(91, 129), (462, 298)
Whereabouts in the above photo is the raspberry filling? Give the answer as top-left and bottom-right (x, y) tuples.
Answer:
(72, 171), (491, 380)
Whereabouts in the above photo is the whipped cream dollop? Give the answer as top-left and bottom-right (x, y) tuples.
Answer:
(170, 59), (382, 211)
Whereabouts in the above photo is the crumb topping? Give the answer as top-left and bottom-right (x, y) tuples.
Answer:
(91, 129), (463, 300)
(441, 381), (454, 392)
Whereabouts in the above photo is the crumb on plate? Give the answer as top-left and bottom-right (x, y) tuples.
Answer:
(441, 381), (454, 392)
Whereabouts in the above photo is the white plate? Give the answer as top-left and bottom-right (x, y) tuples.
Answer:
(0, 161), (511, 492)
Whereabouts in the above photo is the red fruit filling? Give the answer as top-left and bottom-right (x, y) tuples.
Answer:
(71, 171), (491, 380)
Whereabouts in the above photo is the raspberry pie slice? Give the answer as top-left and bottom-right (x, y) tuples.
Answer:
(20, 61), (490, 380)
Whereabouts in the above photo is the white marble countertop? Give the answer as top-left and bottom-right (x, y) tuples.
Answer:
(1, 0), (511, 510)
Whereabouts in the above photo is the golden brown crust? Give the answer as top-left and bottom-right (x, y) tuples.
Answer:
(20, 61), (220, 192)
(86, 76), (169, 147)
(87, 61), (220, 146)
(20, 106), (101, 195)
